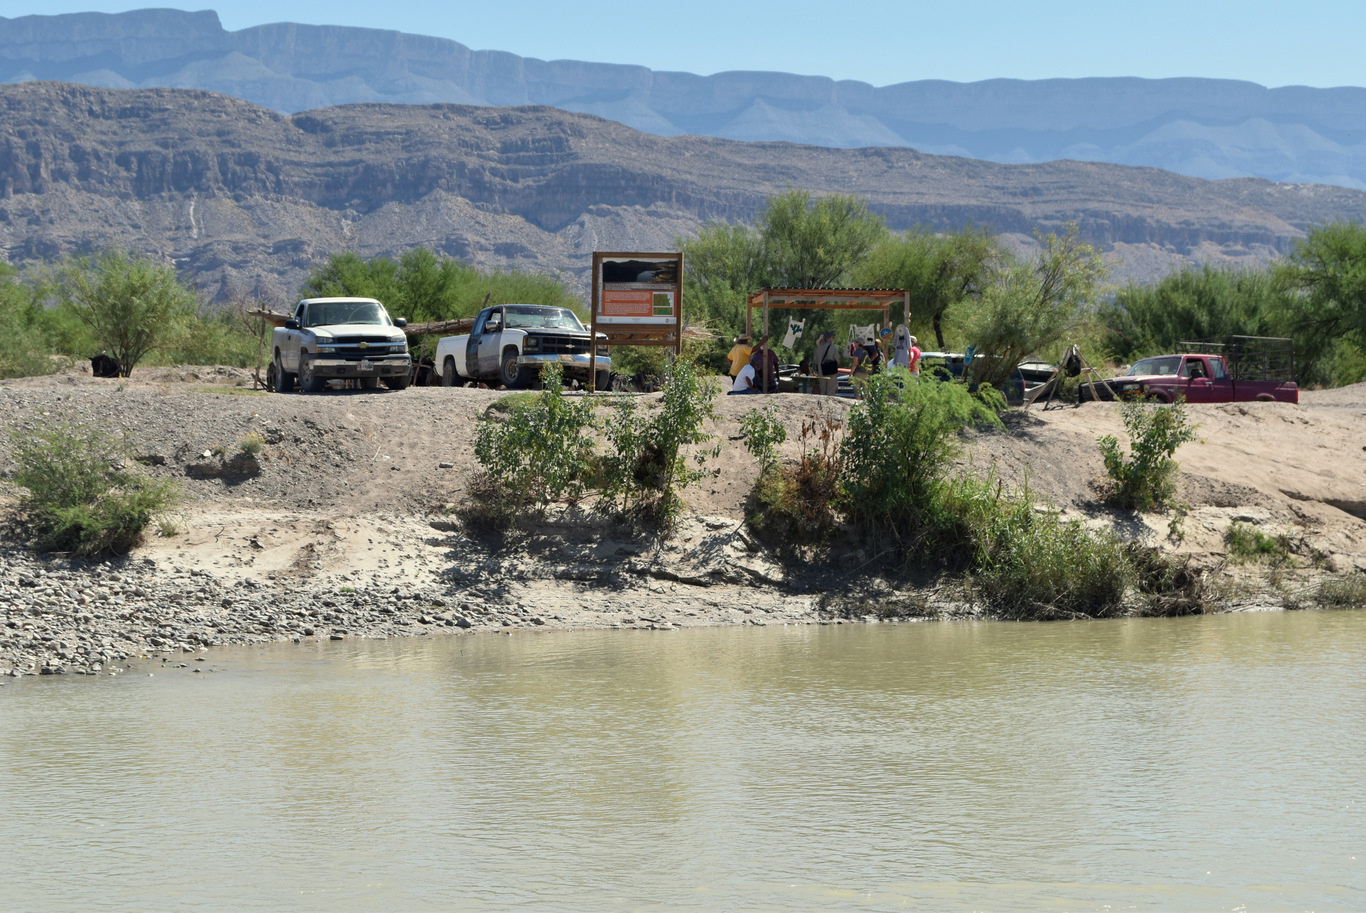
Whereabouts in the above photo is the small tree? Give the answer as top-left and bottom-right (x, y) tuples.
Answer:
(1099, 399), (1198, 511)
(599, 361), (721, 531)
(50, 248), (197, 377)
(839, 369), (1004, 537)
(964, 224), (1105, 391)
(472, 364), (598, 511)
(855, 226), (1002, 349)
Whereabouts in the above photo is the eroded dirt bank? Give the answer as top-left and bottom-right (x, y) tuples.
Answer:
(1, 367), (1362, 676)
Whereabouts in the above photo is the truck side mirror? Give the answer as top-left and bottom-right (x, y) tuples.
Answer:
(284, 319), (299, 330)
(394, 318), (408, 328)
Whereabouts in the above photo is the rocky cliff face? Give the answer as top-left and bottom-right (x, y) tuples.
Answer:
(1, 82), (1364, 304)
(3, 9), (1365, 189)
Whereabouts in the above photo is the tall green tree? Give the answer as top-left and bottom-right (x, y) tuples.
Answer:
(964, 225), (1106, 390)
(680, 189), (888, 357)
(1102, 265), (1290, 363)
(855, 226), (1002, 349)
(1277, 221), (1366, 386)
(49, 249), (198, 377)
(757, 190), (889, 289)
(301, 248), (578, 324)
(0, 264), (57, 379)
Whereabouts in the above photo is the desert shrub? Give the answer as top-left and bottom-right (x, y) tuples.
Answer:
(739, 405), (786, 472)
(1224, 521), (1293, 564)
(598, 360), (720, 531)
(471, 363), (597, 511)
(747, 410), (845, 545)
(1125, 544), (1210, 616)
(1315, 573), (1366, 609)
(8, 417), (180, 556)
(1099, 399), (1198, 510)
(938, 474), (1131, 618)
(238, 432), (265, 456)
(839, 368), (1004, 538)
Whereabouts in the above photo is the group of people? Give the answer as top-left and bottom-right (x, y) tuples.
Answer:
(726, 334), (780, 395)
(728, 325), (921, 396)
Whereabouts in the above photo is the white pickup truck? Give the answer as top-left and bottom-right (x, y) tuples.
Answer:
(271, 297), (412, 393)
(434, 303), (610, 389)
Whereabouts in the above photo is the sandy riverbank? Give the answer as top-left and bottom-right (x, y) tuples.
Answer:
(1, 366), (1362, 675)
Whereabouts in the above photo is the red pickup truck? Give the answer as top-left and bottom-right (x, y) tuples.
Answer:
(1080, 352), (1299, 404)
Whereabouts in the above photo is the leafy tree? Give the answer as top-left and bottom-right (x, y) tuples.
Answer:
(963, 225), (1106, 390)
(854, 226), (1003, 349)
(48, 249), (198, 377)
(0, 265), (61, 379)
(679, 221), (765, 331)
(1102, 265), (1291, 363)
(757, 189), (888, 289)
(680, 190), (888, 362)
(302, 248), (579, 323)
(1277, 221), (1366, 386)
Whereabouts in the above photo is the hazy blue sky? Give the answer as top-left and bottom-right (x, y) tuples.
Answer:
(15, 1), (1366, 89)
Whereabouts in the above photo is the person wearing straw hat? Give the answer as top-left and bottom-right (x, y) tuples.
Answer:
(727, 334), (754, 379)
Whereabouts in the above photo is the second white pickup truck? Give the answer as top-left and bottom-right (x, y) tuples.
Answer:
(434, 304), (610, 389)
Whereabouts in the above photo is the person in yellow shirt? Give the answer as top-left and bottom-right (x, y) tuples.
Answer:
(727, 334), (754, 379)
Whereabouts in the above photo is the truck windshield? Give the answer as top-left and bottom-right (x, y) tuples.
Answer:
(307, 302), (386, 327)
(504, 306), (584, 331)
(1128, 356), (1181, 376)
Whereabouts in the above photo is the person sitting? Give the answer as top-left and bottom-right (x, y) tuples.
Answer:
(1186, 360), (1206, 379)
(729, 352), (762, 395)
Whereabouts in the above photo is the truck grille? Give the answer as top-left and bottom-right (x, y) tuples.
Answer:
(532, 334), (592, 356)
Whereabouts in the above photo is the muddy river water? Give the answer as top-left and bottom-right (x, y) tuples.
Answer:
(2, 610), (1363, 911)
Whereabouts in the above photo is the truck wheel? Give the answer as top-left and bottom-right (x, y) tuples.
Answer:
(500, 348), (526, 388)
(595, 369), (610, 392)
(274, 354), (296, 393)
(442, 357), (458, 387)
(383, 372), (411, 390)
(299, 355), (326, 393)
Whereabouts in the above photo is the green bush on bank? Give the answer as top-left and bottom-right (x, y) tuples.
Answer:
(7, 417), (180, 556)
(1100, 399), (1199, 511)
(465, 360), (721, 536)
(471, 364), (597, 513)
(598, 360), (720, 530)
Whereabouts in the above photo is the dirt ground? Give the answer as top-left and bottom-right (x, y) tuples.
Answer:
(3, 365), (1364, 614)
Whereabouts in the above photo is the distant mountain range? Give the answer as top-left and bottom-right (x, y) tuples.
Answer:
(3, 8), (1366, 190)
(4, 82), (1365, 305)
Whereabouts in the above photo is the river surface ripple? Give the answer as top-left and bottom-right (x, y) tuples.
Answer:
(2, 610), (1363, 911)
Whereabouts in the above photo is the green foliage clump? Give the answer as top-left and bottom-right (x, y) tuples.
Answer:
(1102, 265), (1293, 364)
(943, 475), (1131, 618)
(853, 225), (1002, 350)
(598, 361), (721, 530)
(0, 265), (64, 379)
(8, 417), (180, 556)
(1099, 399), (1199, 511)
(472, 364), (597, 512)
(839, 369), (1004, 537)
(964, 224), (1106, 391)
(48, 248), (199, 377)
(1223, 521), (1293, 564)
(739, 405), (786, 472)
(746, 410), (845, 545)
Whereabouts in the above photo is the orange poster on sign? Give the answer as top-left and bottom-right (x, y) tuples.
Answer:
(602, 289), (655, 317)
